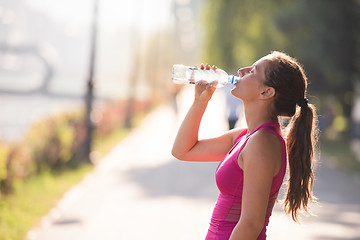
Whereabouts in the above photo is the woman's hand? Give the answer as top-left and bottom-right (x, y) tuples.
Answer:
(194, 63), (217, 103)
(172, 62), (241, 162)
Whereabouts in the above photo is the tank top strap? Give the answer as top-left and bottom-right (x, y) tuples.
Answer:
(227, 129), (247, 154)
(234, 129), (248, 144)
(261, 126), (282, 136)
(259, 122), (281, 131)
(229, 123), (281, 155)
(254, 122), (284, 145)
(247, 122), (281, 138)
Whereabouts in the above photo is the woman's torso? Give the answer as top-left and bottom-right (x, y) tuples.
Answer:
(205, 122), (287, 240)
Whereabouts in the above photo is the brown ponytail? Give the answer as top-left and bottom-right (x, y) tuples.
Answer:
(284, 103), (318, 222)
(263, 51), (319, 222)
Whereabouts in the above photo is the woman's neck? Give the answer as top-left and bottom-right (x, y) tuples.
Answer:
(243, 101), (278, 134)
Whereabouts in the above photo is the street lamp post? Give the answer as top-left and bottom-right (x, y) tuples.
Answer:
(84, 0), (99, 163)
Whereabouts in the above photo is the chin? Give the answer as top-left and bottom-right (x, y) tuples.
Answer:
(230, 88), (240, 98)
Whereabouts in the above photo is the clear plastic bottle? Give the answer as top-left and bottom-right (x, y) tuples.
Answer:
(172, 64), (239, 88)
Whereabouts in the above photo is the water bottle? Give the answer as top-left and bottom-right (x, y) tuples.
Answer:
(172, 64), (239, 88)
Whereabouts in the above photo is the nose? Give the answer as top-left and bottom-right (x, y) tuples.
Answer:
(238, 66), (251, 77)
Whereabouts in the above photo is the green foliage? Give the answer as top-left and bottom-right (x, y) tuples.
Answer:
(0, 145), (8, 181)
(202, 0), (288, 72)
(25, 113), (81, 173)
(202, 0), (360, 136)
(0, 99), (150, 197)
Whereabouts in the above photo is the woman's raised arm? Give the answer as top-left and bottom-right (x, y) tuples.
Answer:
(172, 84), (242, 162)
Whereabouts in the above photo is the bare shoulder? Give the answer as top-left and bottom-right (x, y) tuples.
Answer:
(248, 130), (281, 150)
(241, 130), (282, 175)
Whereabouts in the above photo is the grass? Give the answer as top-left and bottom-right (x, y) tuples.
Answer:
(0, 111), (149, 240)
(320, 137), (360, 173)
(0, 164), (93, 240)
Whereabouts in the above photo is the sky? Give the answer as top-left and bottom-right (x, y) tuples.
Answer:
(24, 0), (174, 34)
(10, 0), (176, 98)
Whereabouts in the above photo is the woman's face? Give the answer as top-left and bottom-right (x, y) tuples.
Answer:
(231, 57), (269, 102)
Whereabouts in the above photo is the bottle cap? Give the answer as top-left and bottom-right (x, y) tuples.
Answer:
(228, 75), (239, 84)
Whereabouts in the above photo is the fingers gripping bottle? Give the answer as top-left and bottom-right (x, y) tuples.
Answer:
(172, 64), (239, 88)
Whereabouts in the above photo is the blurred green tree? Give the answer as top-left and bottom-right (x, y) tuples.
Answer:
(202, 0), (287, 72)
(202, 0), (360, 136)
(275, 0), (360, 132)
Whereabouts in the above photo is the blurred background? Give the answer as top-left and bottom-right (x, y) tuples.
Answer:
(0, 0), (359, 239)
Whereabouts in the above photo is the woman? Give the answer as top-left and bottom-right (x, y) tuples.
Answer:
(171, 51), (318, 240)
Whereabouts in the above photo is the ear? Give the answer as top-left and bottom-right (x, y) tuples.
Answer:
(260, 87), (275, 100)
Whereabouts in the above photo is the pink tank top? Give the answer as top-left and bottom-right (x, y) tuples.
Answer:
(205, 122), (287, 240)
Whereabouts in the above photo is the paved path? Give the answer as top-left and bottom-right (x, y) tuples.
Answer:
(28, 86), (360, 240)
